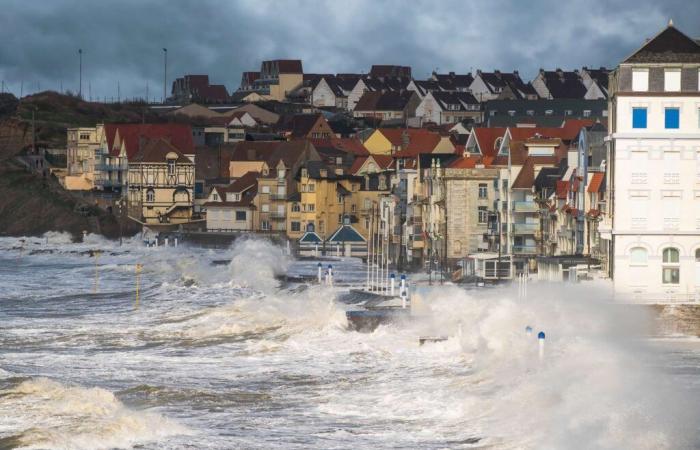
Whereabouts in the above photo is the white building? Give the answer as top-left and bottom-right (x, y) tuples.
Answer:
(609, 22), (700, 302)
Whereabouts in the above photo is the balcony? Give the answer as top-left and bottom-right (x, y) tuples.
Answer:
(512, 245), (538, 255)
(512, 201), (538, 213)
(512, 223), (539, 234)
(270, 211), (286, 220)
(95, 161), (128, 171)
(270, 193), (287, 200)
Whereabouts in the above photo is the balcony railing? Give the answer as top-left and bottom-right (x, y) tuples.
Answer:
(512, 245), (538, 254)
(269, 193), (287, 200)
(270, 212), (286, 220)
(513, 201), (538, 213)
(95, 161), (128, 171)
(512, 223), (539, 234)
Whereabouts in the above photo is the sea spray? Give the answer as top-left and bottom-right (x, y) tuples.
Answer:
(0, 377), (190, 450)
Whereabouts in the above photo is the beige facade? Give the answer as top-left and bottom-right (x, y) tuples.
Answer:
(127, 143), (195, 225)
(443, 167), (499, 258)
(254, 162), (289, 232)
(66, 124), (105, 188)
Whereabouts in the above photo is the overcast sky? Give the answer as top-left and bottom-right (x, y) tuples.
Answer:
(1, 0), (699, 102)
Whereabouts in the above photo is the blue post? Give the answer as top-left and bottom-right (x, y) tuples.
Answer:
(538, 331), (545, 360)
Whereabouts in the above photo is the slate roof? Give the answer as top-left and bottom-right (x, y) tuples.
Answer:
(369, 65), (411, 78)
(275, 60), (303, 74)
(299, 231), (323, 243)
(431, 91), (479, 110)
(623, 24), (700, 64)
(355, 91), (415, 112)
(432, 72), (474, 90)
(477, 71), (538, 99)
(288, 114), (324, 138)
(327, 224), (366, 243)
(539, 70), (588, 99)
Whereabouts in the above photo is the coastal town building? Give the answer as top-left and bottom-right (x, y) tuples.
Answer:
(65, 124), (106, 189)
(608, 22), (700, 301)
(170, 75), (229, 104)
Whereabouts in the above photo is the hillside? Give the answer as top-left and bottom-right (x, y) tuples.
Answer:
(0, 91), (156, 239)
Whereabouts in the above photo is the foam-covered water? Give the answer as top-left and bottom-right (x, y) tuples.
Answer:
(1, 234), (699, 449)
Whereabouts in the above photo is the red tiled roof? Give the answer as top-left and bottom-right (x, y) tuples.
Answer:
(349, 156), (367, 175)
(587, 172), (604, 193)
(447, 156), (479, 169)
(106, 123), (194, 160)
(130, 137), (192, 164)
(560, 119), (596, 137)
(586, 209), (601, 218)
(511, 158), (535, 189)
(471, 127), (508, 158)
(379, 128), (445, 156)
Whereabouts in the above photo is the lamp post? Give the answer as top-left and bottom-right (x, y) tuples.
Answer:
(78, 49), (83, 99)
(162, 48), (168, 104)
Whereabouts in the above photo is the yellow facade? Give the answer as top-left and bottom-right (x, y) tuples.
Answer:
(268, 74), (303, 101)
(254, 163), (288, 232)
(362, 130), (394, 155)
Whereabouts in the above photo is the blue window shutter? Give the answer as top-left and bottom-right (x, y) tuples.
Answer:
(665, 108), (680, 129)
(632, 108), (647, 129)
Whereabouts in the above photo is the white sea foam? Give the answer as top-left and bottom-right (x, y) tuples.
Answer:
(0, 377), (190, 450)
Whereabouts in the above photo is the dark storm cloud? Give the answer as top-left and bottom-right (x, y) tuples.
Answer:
(1, 0), (699, 100)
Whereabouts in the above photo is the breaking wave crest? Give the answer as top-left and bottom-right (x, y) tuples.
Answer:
(0, 377), (189, 450)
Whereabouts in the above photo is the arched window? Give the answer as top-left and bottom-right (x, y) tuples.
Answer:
(291, 203), (301, 212)
(630, 247), (648, 265)
(662, 247), (680, 284)
(146, 188), (155, 203)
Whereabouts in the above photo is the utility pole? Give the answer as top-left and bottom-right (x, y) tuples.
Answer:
(117, 81), (120, 103)
(89, 82), (92, 102)
(78, 48), (83, 99)
(162, 48), (168, 104)
(20, 80), (23, 98)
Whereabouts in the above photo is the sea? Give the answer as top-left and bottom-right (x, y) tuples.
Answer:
(0, 233), (699, 450)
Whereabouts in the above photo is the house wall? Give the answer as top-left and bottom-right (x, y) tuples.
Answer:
(229, 161), (267, 179)
(530, 74), (551, 99)
(268, 73), (303, 101)
(127, 161), (194, 224)
(311, 79), (336, 107)
(348, 79), (368, 111)
(66, 125), (104, 183)
(469, 76), (497, 102)
(255, 175), (288, 232)
(415, 94), (440, 124)
(206, 206), (253, 230)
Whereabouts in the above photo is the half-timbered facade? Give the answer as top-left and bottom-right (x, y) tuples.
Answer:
(127, 138), (195, 224)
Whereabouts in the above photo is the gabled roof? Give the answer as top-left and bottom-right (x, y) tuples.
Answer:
(477, 71), (537, 98)
(511, 158), (535, 189)
(587, 172), (605, 193)
(376, 128), (447, 157)
(230, 141), (280, 162)
(106, 123), (194, 160)
(327, 224), (366, 243)
(308, 138), (369, 156)
(623, 23), (700, 64)
(227, 171), (260, 193)
(299, 231), (323, 243)
(430, 91), (479, 110)
(556, 180), (570, 199)
(130, 138), (192, 164)
(288, 114), (325, 138)
(369, 65), (411, 78)
(539, 70), (588, 99)
(468, 127), (508, 157)
(354, 91), (415, 112)
(447, 156), (480, 169)
(273, 60), (303, 74)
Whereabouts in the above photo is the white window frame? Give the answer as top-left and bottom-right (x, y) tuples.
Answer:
(632, 69), (649, 92)
(664, 69), (681, 92)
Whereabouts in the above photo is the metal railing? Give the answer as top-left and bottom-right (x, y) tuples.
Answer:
(94, 178), (123, 187)
(512, 245), (538, 254)
(95, 161), (128, 171)
(269, 193), (287, 200)
(270, 212), (286, 219)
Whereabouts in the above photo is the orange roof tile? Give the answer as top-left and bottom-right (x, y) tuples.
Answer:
(587, 172), (604, 193)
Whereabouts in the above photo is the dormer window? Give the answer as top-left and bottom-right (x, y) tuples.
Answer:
(277, 168), (285, 179)
(167, 160), (175, 175)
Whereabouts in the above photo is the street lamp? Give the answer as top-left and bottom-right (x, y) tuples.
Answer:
(162, 48), (168, 104)
(78, 49), (83, 99)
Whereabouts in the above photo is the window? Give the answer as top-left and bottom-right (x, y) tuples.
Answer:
(235, 211), (246, 221)
(351, 204), (356, 213)
(308, 184), (315, 192)
(630, 247), (648, 265)
(632, 108), (647, 129)
(277, 168), (285, 179)
(212, 193), (218, 201)
(261, 220), (270, 231)
(632, 69), (649, 92)
(291, 221), (301, 232)
(696, 248), (700, 263)
(665, 108), (680, 129)
(262, 185), (270, 194)
(262, 204), (269, 212)
(365, 217), (370, 229)
(338, 214), (343, 224)
(307, 203), (315, 212)
(583, 110), (591, 117)
(292, 203), (300, 212)
(478, 206), (488, 223)
(319, 220), (324, 232)
(662, 247), (680, 284)
(364, 199), (371, 210)
(545, 110), (553, 116)
(564, 109), (573, 116)
(146, 189), (155, 202)
(664, 69), (681, 92)
(167, 160), (175, 176)
(336, 157), (343, 165)
(478, 183), (488, 199)
(526, 110), (534, 116)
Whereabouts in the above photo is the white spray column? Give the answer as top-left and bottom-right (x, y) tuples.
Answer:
(318, 262), (323, 284)
(538, 331), (545, 361)
(327, 264), (333, 286)
(390, 273), (395, 296)
(174, 237), (178, 247)
(401, 288), (407, 309)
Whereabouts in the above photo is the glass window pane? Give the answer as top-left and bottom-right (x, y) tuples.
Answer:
(630, 247), (648, 264)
